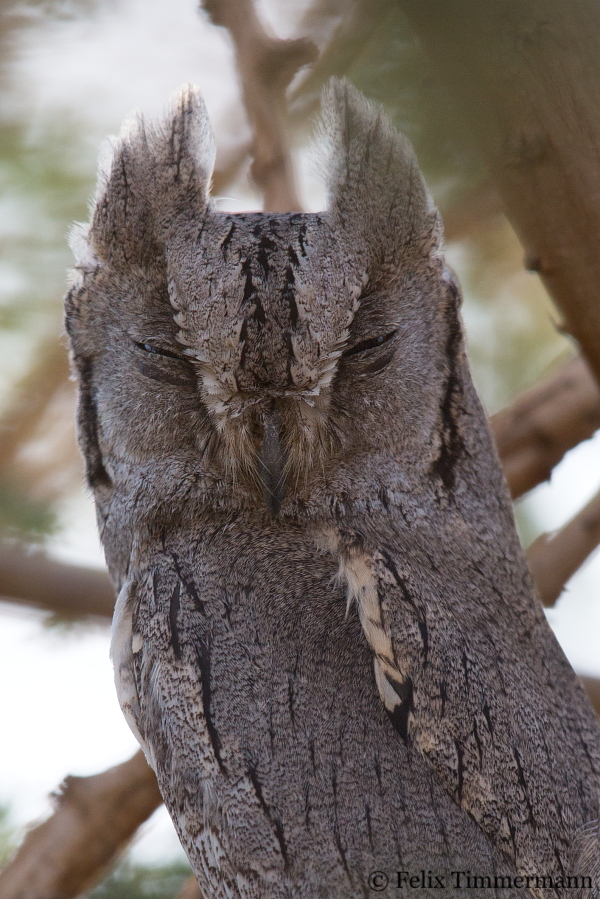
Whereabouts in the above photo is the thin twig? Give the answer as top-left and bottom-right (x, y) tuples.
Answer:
(0, 751), (162, 899)
(290, 0), (388, 120)
(202, 0), (317, 211)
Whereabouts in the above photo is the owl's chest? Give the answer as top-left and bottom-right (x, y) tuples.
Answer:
(114, 526), (530, 897)
(128, 526), (366, 751)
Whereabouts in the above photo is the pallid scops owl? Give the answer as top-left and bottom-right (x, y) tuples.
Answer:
(65, 81), (600, 898)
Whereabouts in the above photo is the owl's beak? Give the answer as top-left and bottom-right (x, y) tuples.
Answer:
(258, 412), (286, 516)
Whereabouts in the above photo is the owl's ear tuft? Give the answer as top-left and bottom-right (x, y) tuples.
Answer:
(88, 85), (215, 265)
(320, 78), (441, 274)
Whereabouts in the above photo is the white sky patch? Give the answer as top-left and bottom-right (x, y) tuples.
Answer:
(520, 431), (600, 676)
(6, 0), (249, 166)
(0, 603), (137, 818)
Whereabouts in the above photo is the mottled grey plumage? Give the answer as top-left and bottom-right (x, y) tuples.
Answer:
(66, 81), (600, 898)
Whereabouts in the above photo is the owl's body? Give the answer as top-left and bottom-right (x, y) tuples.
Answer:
(66, 83), (600, 898)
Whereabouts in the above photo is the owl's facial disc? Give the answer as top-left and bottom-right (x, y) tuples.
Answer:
(165, 212), (363, 512)
(198, 374), (334, 516)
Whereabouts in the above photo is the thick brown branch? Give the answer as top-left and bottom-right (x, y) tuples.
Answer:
(0, 542), (114, 619)
(399, 0), (600, 385)
(491, 356), (600, 500)
(526, 489), (600, 607)
(442, 180), (503, 245)
(202, 0), (317, 211)
(0, 751), (162, 899)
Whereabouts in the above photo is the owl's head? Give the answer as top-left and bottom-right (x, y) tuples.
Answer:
(66, 80), (456, 529)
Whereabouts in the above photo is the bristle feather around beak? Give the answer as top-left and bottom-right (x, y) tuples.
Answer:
(259, 412), (287, 516)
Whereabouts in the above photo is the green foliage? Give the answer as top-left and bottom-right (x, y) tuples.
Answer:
(87, 858), (193, 899)
(0, 479), (56, 538)
(0, 120), (92, 333)
(0, 804), (18, 868)
(313, 1), (483, 201)
(335, 3), (570, 415)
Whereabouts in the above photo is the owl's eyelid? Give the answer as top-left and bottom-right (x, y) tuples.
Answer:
(132, 338), (189, 363)
(342, 328), (399, 358)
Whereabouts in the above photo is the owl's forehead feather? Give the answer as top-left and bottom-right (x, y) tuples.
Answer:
(167, 209), (364, 386)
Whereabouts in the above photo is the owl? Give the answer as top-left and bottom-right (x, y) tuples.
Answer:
(65, 80), (600, 898)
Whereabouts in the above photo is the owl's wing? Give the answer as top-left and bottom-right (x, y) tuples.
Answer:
(337, 535), (596, 874)
(110, 565), (299, 896)
(110, 570), (226, 782)
(111, 579), (148, 756)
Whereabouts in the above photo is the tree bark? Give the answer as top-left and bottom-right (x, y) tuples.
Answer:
(0, 542), (114, 619)
(526, 488), (600, 607)
(490, 355), (600, 499)
(0, 751), (162, 899)
(399, 0), (600, 385)
(175, 876), (204, 899)
(0, 339), (70, 474)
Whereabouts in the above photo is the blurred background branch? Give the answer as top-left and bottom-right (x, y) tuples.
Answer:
(490, 356), (600, 500)
(0, 752), (163, 899)
(0, 542), (114, 619)
(527, 489), (600, 608)
(202, 0), (317, 211)
(398, 0), (600, 385)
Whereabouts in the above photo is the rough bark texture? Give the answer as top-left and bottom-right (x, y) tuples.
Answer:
(400, 0), (600, 385)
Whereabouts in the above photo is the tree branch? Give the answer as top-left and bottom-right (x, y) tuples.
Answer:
(580, 676), (600, 717)
(0, 542), (114, 619)
(442, 179), (503, 244)
(490, 356), (600, 500)
(201, 0), (317, 211)
(399, 0), (600, 386)
(290, 0), (388, 120)
(526, 488), (600, 607)
(0, 751), (162, 899)
(0, 338), (70, 474)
